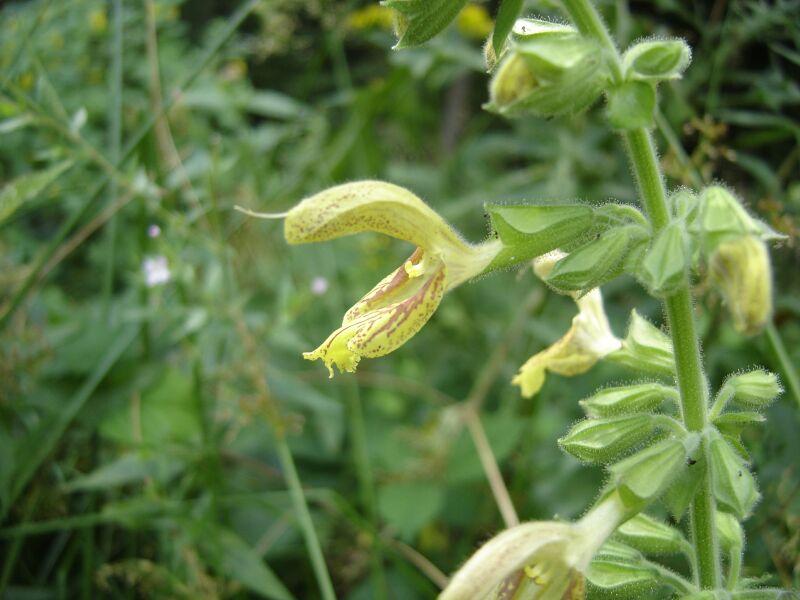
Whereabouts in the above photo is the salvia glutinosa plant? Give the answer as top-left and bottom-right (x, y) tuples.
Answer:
(242, 1), (795, 598)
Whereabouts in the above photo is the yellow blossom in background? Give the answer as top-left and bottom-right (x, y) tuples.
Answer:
(221, 58), (248, 82)
(513, 251), (621, 398)
(88, 8), (108, 34)
(457, 4), (493, 41)
(346, 5), (395, 32)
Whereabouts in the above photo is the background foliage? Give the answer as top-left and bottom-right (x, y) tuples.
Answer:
(0, 0), (798, 598)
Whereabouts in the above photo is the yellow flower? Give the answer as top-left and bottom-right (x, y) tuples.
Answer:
(346, 5), (395, 31)
(282, 181), (502, 376)
(457, 5), (493, 41)
(440, 494), (627, 600)
(709, 235), (773, 336)
(513, 252), (621, 398)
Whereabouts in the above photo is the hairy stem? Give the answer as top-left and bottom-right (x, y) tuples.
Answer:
(561, 0), (723, 587)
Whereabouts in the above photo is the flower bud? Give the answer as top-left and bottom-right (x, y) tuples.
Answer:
(543, 226), (647, 293)
(728, 369), (782, 409)
(614, 513), (688, 555)
(715, 511), (743, 553)
(610, 435), (698, 510)
(559, 414), (659, 464)
(692, 186), (782, 252)
(580, 383), (676, 418)
(487, 31), (608, 117)
(608, 310), (675, 376)
(622, 39), (691, 81)
(384, 0), (468, 48)
(709, 235), (773, 336)
(484, 203), (596, 271)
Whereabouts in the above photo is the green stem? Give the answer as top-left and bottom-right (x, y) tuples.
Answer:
(275, 436), (337, 600)
(561, 0), (723, 588)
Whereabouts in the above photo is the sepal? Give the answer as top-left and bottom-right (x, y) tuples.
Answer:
(606, 81), (656, 130)
(614, 513), (689, 556)
(543, 226), (649, 293)
(639, 220), (689, 296)
(608, 310), (676, 376)
(610, 434), (699, 510)
(559, 414), (660, 464)
(708, 429), (760, 519)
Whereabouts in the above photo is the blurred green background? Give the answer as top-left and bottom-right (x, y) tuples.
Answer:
(0, 0), (798, 598)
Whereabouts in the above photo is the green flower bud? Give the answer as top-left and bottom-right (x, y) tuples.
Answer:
(608, 310), (676, 376)
(487, 31), (608, 117)
(485, 203), (597, 270)
(610, 434), (698, 510)
(384, 0), (468, 48)
(622, 39), (691, 81)
(614, 513), (688, 556)
(715, 511), (743, 553)
(544, 226), (648, 292)
(692, 186), (783, 252)
(559, 414), (659, 464)
(586, 558), (654, 596)
(709, 236), (773, 336)
(728, 369), (782, 409)
(713, 411), (766, 437)
(580, 383), (677, 418)
(606, 81), (656, 130)
(708, 430), (760, 519)
(639, 220), (689, 296)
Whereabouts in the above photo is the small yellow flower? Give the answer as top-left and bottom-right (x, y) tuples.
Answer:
(440, 494), (626, 600)
(281, 181), (501, 376)
(709, 235), (773, 336)
(89, 8), (108, 34)
(513, 252), (621, 398)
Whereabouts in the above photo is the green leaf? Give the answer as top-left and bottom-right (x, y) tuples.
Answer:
(192, 524), (295, 600)
(580, 383), (676, 418)
(486, 203), (597, 270)
(614, 513), (688, 555)
(623, 39), (691, 80)
(708, 431), (760, 518)
(544, 226), (647, 292)
(0, 160), (73, 226)
(492, 0), (524, 58)
(99, 368), (202, 446)
(559, 414), (660, 464)
(606, 81), (656, 130)
(378, 481), (444, 539)
(62, 453), (185, 492)
(384, 0), (468, 48)
(639, 220), (689, 296)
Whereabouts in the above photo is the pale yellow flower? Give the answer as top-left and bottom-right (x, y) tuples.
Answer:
(513, 252), (621, 398)
(281, 181), (501, 376)
(440, 494), (627, 600)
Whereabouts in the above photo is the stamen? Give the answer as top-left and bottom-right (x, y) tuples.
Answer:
(234, 205), (289, 219)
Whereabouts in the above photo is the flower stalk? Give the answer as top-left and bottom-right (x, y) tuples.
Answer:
(560, 0), (722, 587)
